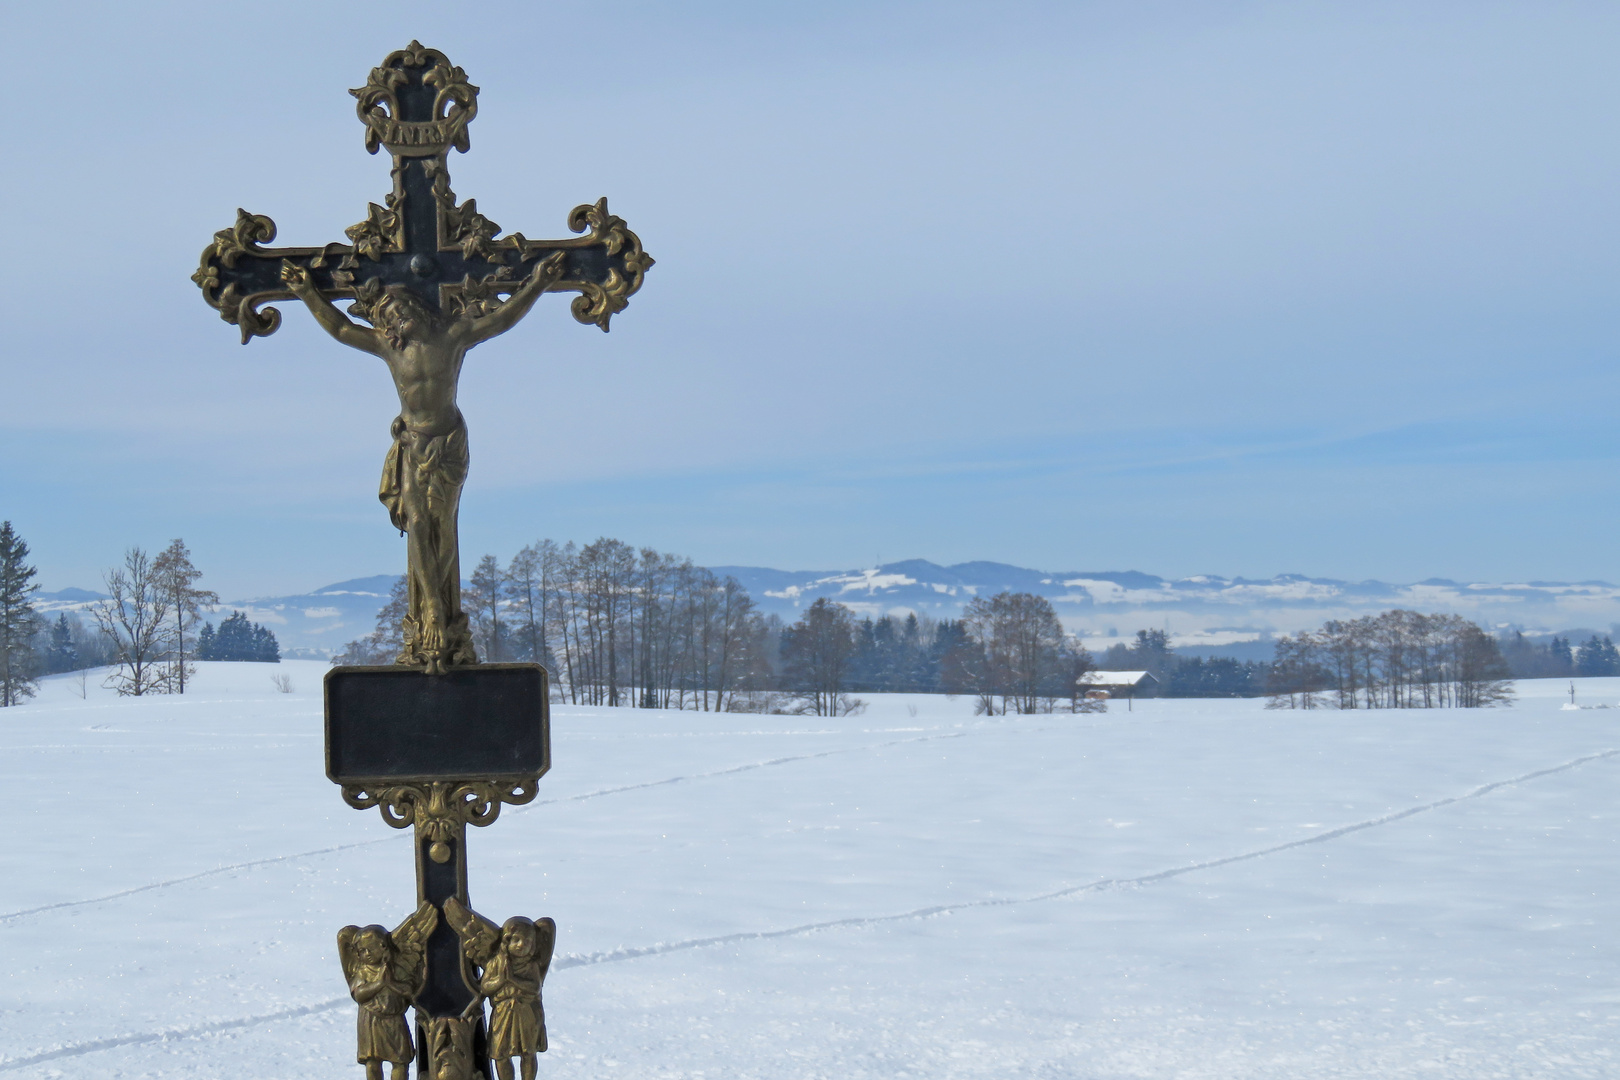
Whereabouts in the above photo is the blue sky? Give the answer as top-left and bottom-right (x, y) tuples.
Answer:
(3, 2), (1618, 596)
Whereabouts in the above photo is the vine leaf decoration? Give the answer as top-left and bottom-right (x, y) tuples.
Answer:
(446, 268), (518, 320)
(345, 199), (400, 261)
(347, 279), (386, 324)
(426, 157), (503, 261)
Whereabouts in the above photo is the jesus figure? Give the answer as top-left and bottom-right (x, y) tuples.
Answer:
(281, 254), (566, 673)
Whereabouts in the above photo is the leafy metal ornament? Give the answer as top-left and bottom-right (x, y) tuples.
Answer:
(191, 40), (652, 344)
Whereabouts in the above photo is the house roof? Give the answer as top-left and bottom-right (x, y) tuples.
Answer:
(1078, 670), (1158, 686)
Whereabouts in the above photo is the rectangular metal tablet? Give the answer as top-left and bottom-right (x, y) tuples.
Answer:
(324, 663), (550, 783)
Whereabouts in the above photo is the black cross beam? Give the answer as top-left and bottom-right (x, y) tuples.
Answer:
(192, 41), (652, 344)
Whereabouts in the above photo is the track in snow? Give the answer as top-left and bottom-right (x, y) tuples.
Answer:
(3, 744), (1609, 1073)
(0, 731), (967, 925)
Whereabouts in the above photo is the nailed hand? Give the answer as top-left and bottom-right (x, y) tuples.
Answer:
(280, 260), (315, 293)
(532, 251), (567, 286)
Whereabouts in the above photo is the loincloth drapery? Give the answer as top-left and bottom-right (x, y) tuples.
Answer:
(379, 413), (469, 533)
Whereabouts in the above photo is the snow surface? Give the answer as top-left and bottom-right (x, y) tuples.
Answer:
(1, 663), (1617, 1078)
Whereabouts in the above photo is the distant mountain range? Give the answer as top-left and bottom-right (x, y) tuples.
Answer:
(37, 561), (1620, 661)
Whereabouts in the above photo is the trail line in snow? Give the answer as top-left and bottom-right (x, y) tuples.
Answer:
(546, 746), (1620, 965)
(3, 744), (1610, 1072)
(0, 1001), (346, 1073)
(0, 731), (966, 925)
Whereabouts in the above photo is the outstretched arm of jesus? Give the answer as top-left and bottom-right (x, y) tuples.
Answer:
(459, 252), (569, 347)
(280, 262), (385, 356)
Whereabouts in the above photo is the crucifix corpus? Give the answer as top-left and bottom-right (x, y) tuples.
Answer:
(193, 43), (652, 1080)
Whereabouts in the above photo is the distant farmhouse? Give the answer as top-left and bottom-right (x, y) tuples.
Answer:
(1078, 670), (1160, 700)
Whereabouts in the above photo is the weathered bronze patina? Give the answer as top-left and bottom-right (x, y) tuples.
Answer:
(338, 902), (440, 1080)
(194, 44), (646, 1079)
(193, 41), (652, 673)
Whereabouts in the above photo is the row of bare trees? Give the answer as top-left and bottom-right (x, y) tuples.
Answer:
(341, 538), (775, 711)
(1267, 609), (1512, 709)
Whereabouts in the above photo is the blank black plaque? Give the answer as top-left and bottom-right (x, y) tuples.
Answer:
(324, 663), (550, 783)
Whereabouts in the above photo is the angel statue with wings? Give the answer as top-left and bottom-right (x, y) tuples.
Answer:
(444, 897), (556, 1080)
(337, 901), (439, 1080)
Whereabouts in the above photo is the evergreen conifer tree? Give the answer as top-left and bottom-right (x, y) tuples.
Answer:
(1549, 636), (1574, 674)
(207, 611), (280, 662)
(196, 621), (216, 660)
(47, 613), (78, 674)
(252, 623), (280, 662)
(213, 612), (253, 660)
(0, 522), (41, 705)
(1575, 634), (1620, 677)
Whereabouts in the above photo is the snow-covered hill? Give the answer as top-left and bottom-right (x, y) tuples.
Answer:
(718, 561), (1620, 655)
(40, 563), (1620, 660)
(0, 666), (1615, 1077)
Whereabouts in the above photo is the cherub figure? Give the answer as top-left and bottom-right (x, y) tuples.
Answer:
(444, 897), (556, 1080)
(337, 900), (439, 1080)
(280, 253), (567, 673)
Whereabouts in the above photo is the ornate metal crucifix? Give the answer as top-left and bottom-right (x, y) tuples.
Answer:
(194, 39), (651, 674)
(193, 43), (650, 1080)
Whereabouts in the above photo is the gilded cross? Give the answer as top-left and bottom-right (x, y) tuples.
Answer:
(192, 41), (652, 675)
(193, 44), (642, 1080)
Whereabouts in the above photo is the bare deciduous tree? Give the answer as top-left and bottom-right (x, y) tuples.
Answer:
(151, 538), (218, 694)
(961, 592), (1084, 714)
(95, 548), (175, 696)
(780, 598), (863, 716)
(505, 542), (557, 671)
(465, 554), (507, 662)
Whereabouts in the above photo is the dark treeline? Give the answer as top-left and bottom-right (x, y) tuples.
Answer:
(1497, 631), (1620, 678)
(1096, 629), (1269, 698)
(197, 612), (281, 663)
(781, 592), (1096, 715)
(1267, 610), (1513, 709)
(0, 523), (279, 705)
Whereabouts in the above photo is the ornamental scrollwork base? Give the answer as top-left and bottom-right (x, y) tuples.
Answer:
(423, 1016), (480, 1080)
(342, 779), (540, 863)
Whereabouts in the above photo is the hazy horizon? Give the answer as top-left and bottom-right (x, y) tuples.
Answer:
(33, 554), (1620, 602)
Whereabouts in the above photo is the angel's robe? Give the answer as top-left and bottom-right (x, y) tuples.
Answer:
(351, 963), (414, 1065)
(483, 949), (546, 1059)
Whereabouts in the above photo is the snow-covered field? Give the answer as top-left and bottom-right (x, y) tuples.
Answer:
(1, 663), (1616, 1079)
